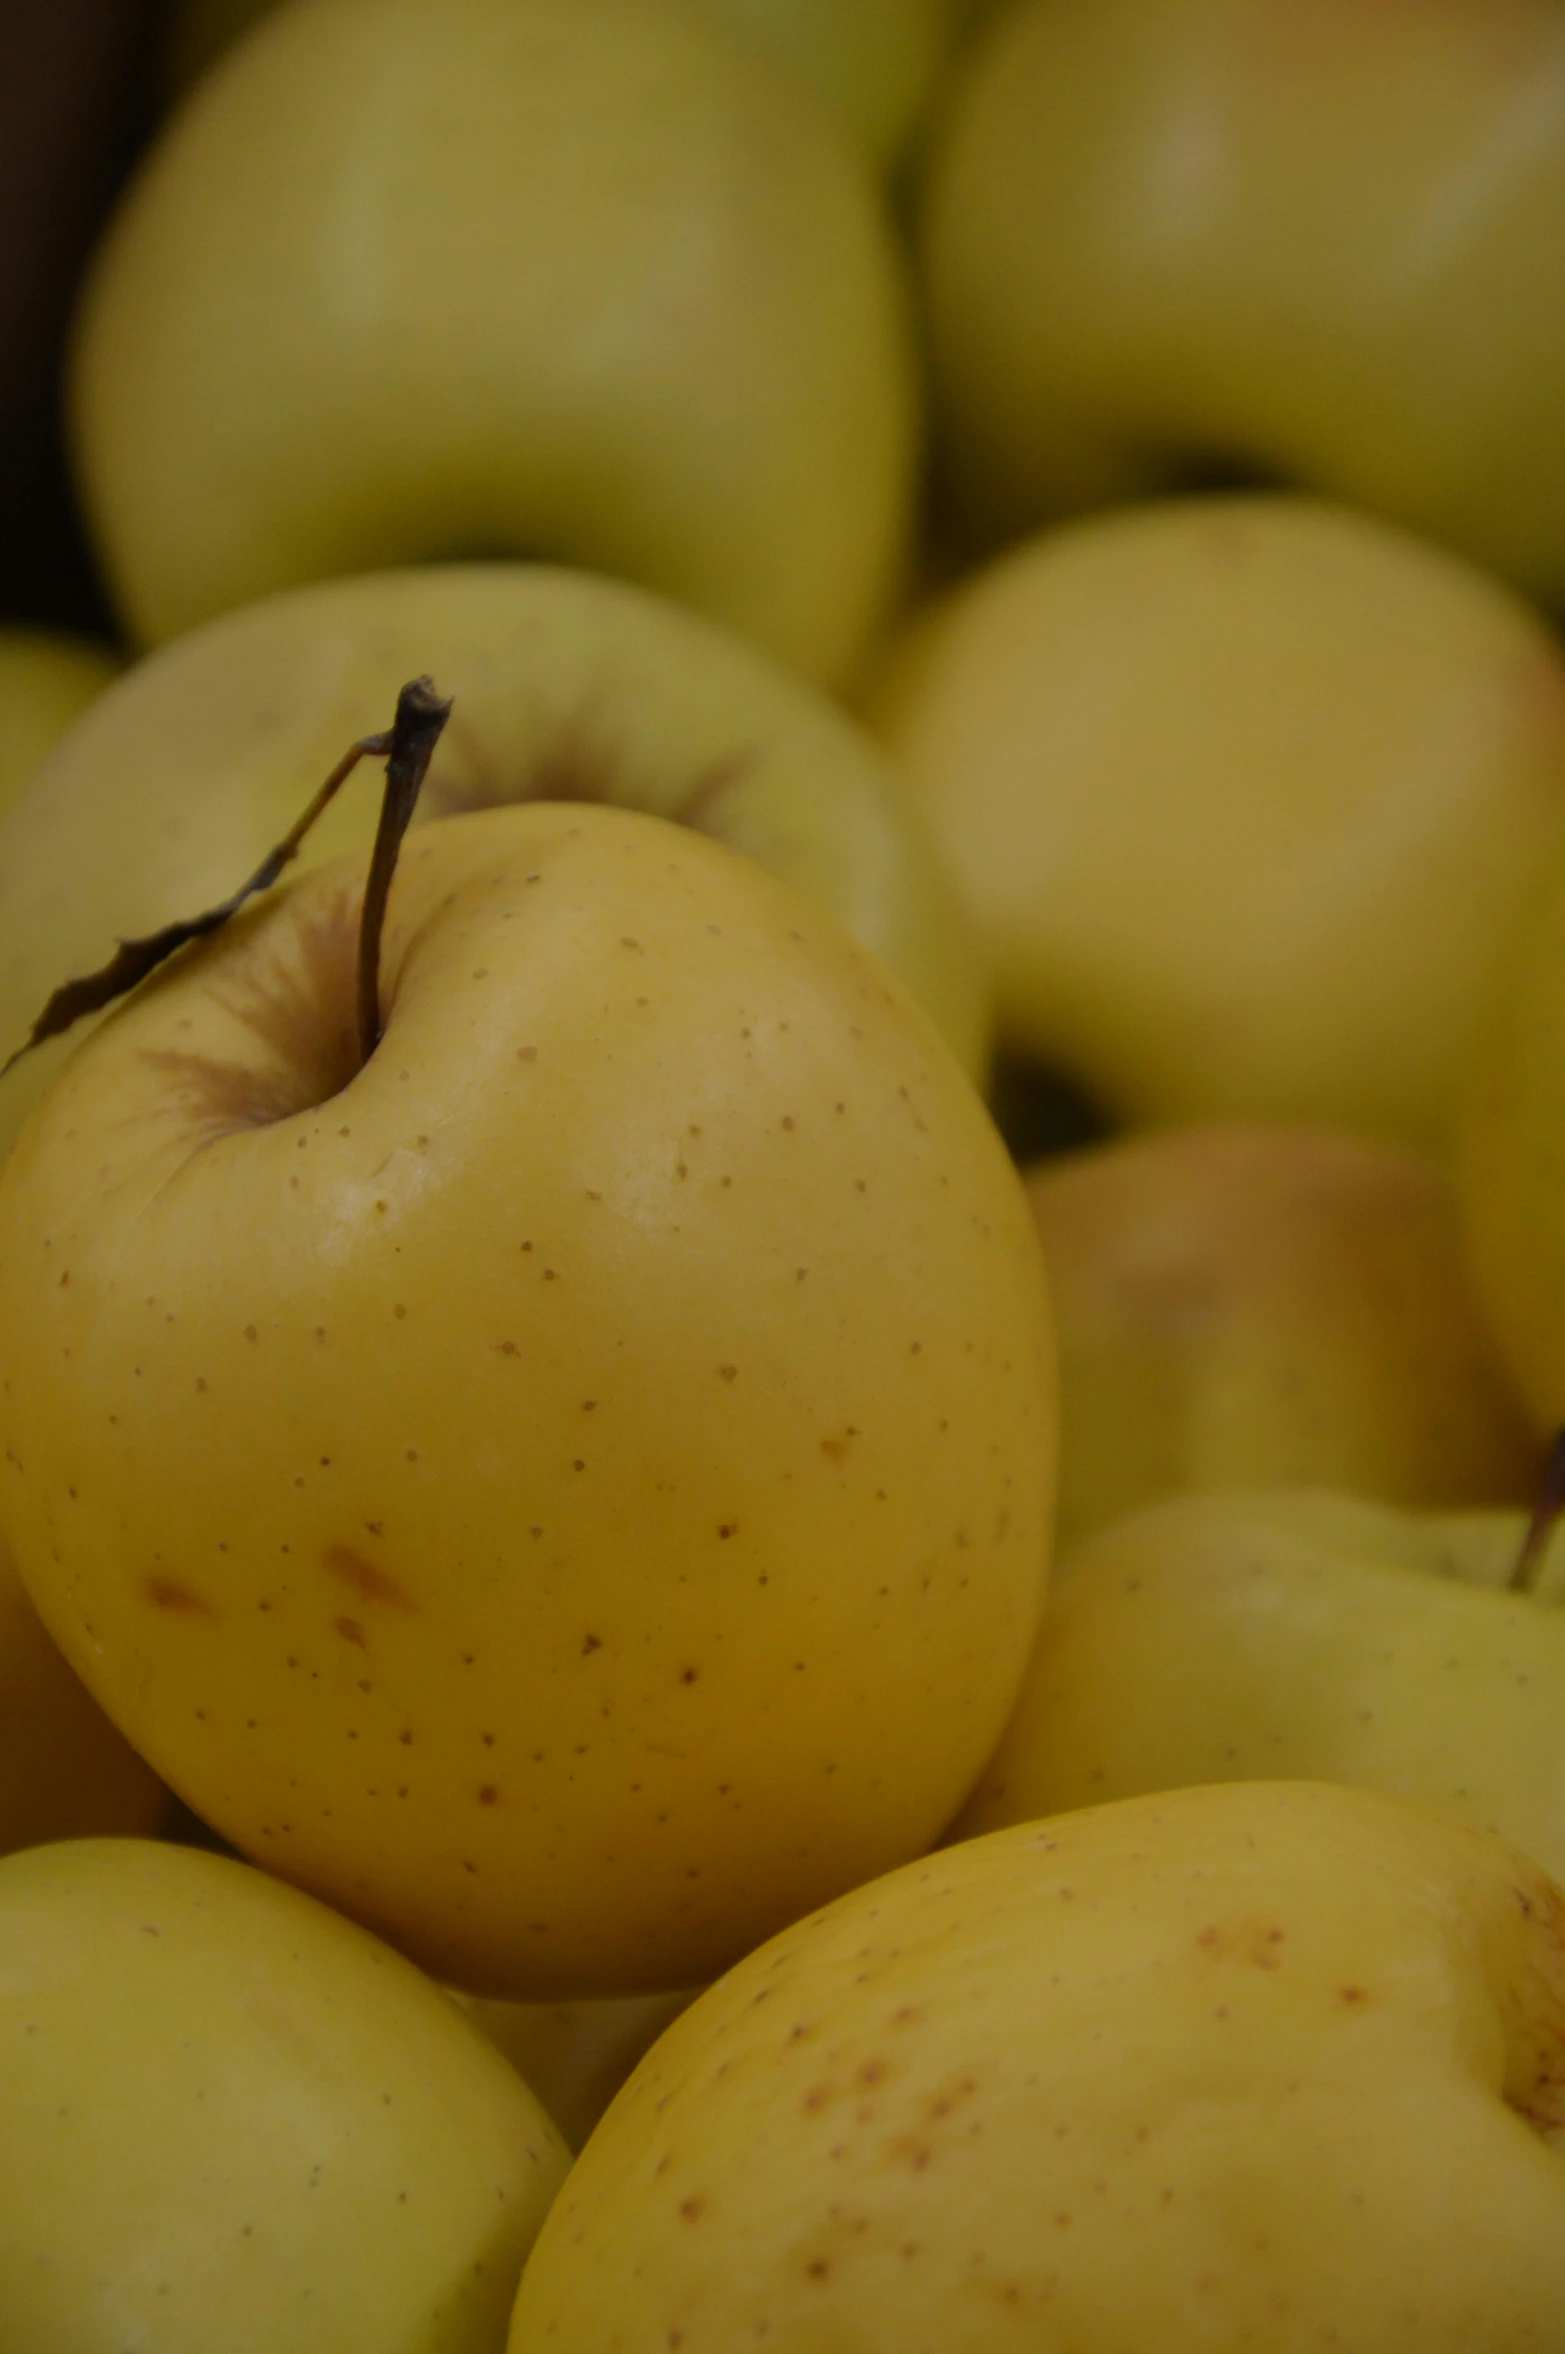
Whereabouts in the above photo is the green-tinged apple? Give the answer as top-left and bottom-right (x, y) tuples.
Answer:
(917, 0), (1565, 599)
(0, 1531), (167, 1853)
(459, 1986), (697, 2152)
(0, 799), (1054, 1997)
(165, 0), (967, 174)
(952, 1490), (1565, 1883)
(70, 0), (918, 683)
(1458, 842), (1565, 1431)
(0, 626), (118, 816)
(861, 493), (1565, 1145)
(1031, 1122), (1539, 1557)
(0, 562), (990, 1166)
(0, 1837), (569, 2353)
(508, 1780), (1565, 2351)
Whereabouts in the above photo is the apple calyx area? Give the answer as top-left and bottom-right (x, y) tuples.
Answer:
(2, 674), (453, 1085)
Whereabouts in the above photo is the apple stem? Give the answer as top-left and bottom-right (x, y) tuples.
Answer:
(1509, 1428), (1565, 1594)
(355, 676), (453, 1064)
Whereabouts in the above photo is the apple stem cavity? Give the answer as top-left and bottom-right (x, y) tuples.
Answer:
(1509, 1428), (1565, 1595)
(355, 676), (452, 1063)
(1, 676), (451, 1079)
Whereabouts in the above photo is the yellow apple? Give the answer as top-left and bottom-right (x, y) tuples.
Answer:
(1457, 842), (1565, 1431)
(1031, 1121), (1539, 1557)
(0, 801), (1054, 1997)
(165, 0), (966, 173)
(0, 1835), (569, 2352)
(508, 1779), (1565, 2349)
(0, 626), (118, 816)
(917, 0), (1565, 598)
(70, 0), (919, 684)
(0, 561), (989, 1166)
(953, 1490), (1565, 1885)
(861, 493), (1565, 1145)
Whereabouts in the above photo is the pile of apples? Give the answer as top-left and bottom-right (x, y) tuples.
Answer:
(4, 0), (1565, 2345)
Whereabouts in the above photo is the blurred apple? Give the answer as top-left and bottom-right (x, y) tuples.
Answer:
(861, 493), (1565, 1146)
(0, 561), (989, 1165)
(0, 1836), (569, 2353)
(510, 1779), (1565, 2350)
(71, 0), (919, 683)
(953, 1490), (1565, 1894)
(917, 0), (1565, 601)
(1031, 1121), (1539, 1557)
(0, 626), (118, 815)
(0, 801), (1053, 1996)
(164, 0), (968, 173)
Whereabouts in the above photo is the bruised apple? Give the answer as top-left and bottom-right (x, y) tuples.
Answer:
(0, 802), (1054, 1997)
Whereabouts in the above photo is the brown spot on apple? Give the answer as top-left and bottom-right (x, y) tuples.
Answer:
(143, 1574), (217, 1617)
(324, 1541), (413, 1608)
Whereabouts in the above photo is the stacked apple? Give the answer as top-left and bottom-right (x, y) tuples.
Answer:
(4, 0), (1565, 2347)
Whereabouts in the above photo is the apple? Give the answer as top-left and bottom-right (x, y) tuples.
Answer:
(508, 1779), (1565, 2350)
(1029, 1121), (1540, 1558)
(0, 798), (1055, 1997)
(859, 492), (1565, 1146)
(916, 0), (1565, 600)
(163, 0), (968, 174)
(951, 1488), (1565, 1888)
(68, 0), (919, 685)
(0, 560), (990, 1167)
(0, 1835), (569, 2353)
(0, 626), (118, 817)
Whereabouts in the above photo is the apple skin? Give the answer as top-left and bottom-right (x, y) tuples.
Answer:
(0, 561), (990, 1166)
(860, 493), (1565, 1146)
(951, 1490), (1565, 1887)
(0, 1836), (569, 2354)
(918, 0), (1565, 598)
(0, 802), (1054, 1997)
(1030, 1122), (1540, 1557)
(70, 0), (919, 684)
(165, 0), (965, 173)
(508, 1780), (1565, 2352)
(0, 627), (119, 817)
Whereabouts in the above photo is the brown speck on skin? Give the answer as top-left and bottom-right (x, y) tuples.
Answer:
(718, 1363), (738, 1383)
(143, 1575), (217, 1617)
(325, 1543), (413, 1609)
(243, 1324), (257, 1342)
(334, 1617), (368, 1648)
(678, 2194), (708, 2223)
(680, 1666), (700, 1684)
(717, 1522), (737, 1540)
(1338, 1985), (1371, 2006)
(478, 1785), (500, 1805)
(582, 1633), (603, 1655)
